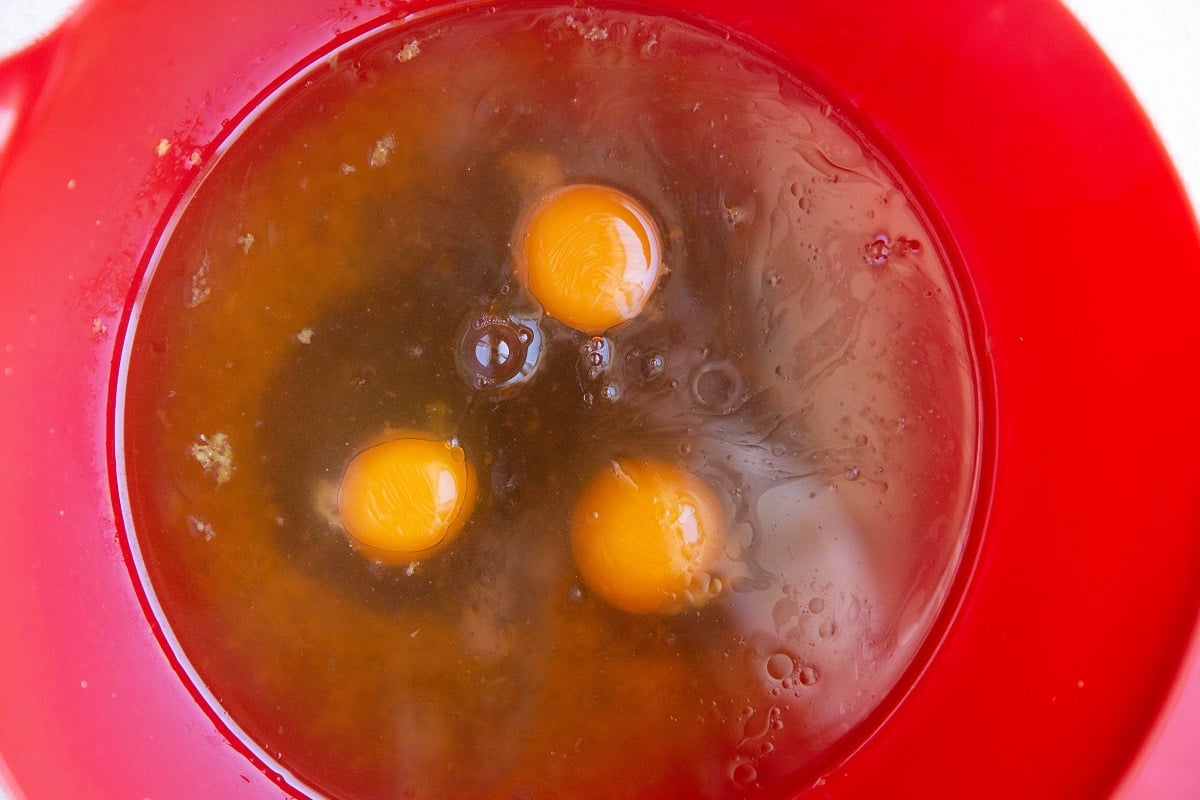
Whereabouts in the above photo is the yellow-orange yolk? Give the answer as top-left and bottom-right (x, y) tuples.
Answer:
(337, 437), (477, 564)
(515, 183), (662, 335)
(570, 457), (726, 615)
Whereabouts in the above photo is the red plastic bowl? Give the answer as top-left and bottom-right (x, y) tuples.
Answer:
(1, 0), (1198, 797)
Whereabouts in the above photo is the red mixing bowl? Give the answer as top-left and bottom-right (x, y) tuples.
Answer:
(1, 0), (1198, 797)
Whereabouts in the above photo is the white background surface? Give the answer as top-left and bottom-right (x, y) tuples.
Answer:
(1, 0), (1198, 798)
(0, 0), (75, 56)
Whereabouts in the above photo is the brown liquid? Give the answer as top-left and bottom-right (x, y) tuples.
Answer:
(120, 6), (980, 799)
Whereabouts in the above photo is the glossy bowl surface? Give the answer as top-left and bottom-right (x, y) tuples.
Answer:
(1, 1), (1198, 797)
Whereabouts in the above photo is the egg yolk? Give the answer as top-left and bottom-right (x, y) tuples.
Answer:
(570, 456), (726, 615)
(515, 183), (662, 335)
(337, 437), (477, 564)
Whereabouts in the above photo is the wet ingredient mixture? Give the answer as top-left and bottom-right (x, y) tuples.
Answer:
(119, 6), (981, 799)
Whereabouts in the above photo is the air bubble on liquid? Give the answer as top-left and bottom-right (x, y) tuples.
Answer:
(475, 332), (512, 369)
(798, 666), (819, 686)
(582, 336), (609, 360)
(579, 336), (611, 380)
(844, 466), (860, 481)
(729, 761), (757, 787)
(765, 652), (795, 681)
(455, 311), (542, 396)
(691, 361), (744, 414)
(865, 234), (921, 267)
(808, 596), (825, 614)
(642, 353), (664, 379)
(600, 383), (620, 402)
(864, 235), (891, 266)
(855, 434), (869, 447)
(818, 620), (837, 639)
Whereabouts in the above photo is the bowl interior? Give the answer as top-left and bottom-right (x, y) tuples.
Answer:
(0, 0), (1198, 797)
